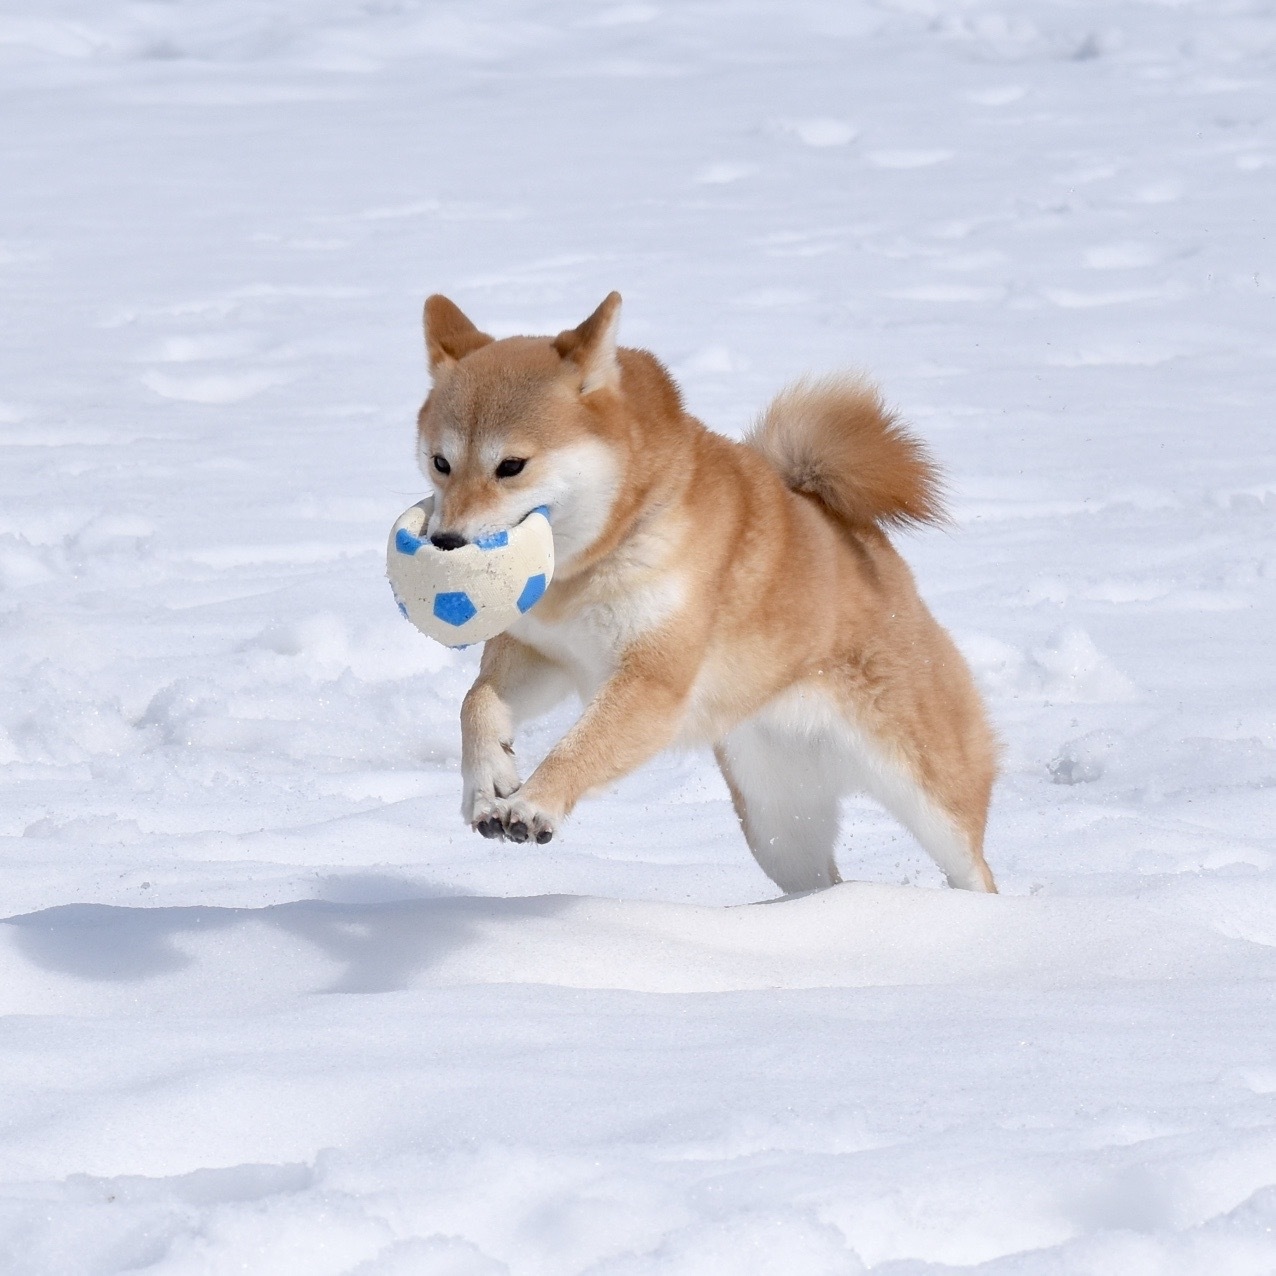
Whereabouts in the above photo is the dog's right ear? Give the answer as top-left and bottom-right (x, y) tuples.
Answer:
(423, 295), (493, 376)
(553, 292), (622, 396)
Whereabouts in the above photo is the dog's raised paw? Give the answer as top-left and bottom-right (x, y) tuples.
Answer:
(504, 821), (552, 844)
(492, 796), (557, 846)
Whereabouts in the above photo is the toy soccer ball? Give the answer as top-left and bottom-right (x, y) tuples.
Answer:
(387, 498), (554, 648)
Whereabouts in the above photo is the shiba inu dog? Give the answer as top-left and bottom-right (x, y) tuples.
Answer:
(416, 292), (998, 893)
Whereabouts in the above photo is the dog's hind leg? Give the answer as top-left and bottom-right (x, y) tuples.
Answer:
(856, 752), (997, 892)
(715, 719), (844, 894)
(833, 712), (998, 894)
(719, 681), (996, 893)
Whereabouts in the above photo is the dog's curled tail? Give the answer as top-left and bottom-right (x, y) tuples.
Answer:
(746, 375), (947, 532)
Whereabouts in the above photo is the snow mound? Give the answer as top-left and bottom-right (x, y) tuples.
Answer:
(2, 881), (1270, 1014)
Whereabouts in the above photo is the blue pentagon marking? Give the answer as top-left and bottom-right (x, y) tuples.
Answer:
(433, 591), (478, 627)
(517, 573), (547, 614)
(530, 505), (551, 521)
(395, 527), (425, 555)
(473, 529), (509, 551)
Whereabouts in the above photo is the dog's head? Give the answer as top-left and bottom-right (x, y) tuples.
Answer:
(415, 294), (626, 570)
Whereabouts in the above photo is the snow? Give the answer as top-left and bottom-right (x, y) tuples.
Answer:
(1, 0), (1275, 1270)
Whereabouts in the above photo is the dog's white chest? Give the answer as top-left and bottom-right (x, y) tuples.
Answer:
(509, 571), (685, 699)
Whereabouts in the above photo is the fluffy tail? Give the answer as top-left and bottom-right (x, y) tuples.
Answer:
(745, 376), (947, 532)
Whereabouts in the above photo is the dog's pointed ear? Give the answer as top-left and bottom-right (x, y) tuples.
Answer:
(423, 295), (493, 376)
(553, 292), (622, 395)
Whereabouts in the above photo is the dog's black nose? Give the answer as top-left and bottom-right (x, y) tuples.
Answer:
(430, 532), (467, 551)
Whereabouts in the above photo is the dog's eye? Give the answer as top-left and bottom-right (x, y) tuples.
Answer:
(495, 457), (526, 479)
(432, 455), (451, 476)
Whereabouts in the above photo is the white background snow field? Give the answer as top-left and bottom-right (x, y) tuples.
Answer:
(0, 1), (1274, 1272)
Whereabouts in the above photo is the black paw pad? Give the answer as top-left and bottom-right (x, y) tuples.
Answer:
(536, 829), (553, 844)
(506, 821), (529, 843)
(477, 818), (503, 839)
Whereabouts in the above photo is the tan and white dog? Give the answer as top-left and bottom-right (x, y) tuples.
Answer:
(415, 292), (998, 893)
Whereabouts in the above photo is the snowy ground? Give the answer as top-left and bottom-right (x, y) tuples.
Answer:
(2, 1), (1275, 1271)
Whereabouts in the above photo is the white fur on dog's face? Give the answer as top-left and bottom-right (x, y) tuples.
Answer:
(526, 438), (619, 570)
(417, 410), (620, 568)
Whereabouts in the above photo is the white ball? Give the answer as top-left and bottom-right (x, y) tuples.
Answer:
(387, 498), (555, 648)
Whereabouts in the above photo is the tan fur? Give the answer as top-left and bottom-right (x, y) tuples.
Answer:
(747, 376), (947, 531)
(416, 294), (999, 893)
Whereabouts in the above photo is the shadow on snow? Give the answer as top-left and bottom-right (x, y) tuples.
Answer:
(0, 891), (579, 994)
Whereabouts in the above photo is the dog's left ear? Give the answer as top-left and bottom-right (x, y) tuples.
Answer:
(553, 292), (622, 395)
(424, 294), (493, 376)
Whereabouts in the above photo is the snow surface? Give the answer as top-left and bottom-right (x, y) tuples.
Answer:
(2, 1), (1275, 1271)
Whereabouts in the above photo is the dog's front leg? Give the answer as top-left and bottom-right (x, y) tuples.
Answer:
(461, 635), (572, 835)
(490, 645), (693, 844)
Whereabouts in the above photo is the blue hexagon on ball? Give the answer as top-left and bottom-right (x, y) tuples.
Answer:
(433, 591), (478, 627)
